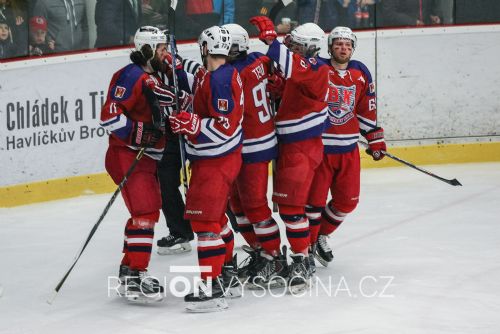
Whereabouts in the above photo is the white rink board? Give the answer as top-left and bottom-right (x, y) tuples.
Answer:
(1, 25), (499, 186)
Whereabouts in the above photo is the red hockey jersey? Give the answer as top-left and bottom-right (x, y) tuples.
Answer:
(100, 63), (166, 160)
(184, 63), (244, 161)
(318, 58), (377, 154)
(232, 52), (278, 163)
(266, 39), (330, 143)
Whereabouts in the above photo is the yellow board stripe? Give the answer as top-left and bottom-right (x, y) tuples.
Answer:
(1, 142), (499, 208)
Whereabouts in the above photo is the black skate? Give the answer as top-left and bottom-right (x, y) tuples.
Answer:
(315, 235), (334, 267)
(287, 253), (313, 294)
(237, 245), (263, 280)
(185, 277), (229, 313)
(123, 269), (164, 303)
(221, 255), (242, 298)
(157, 234), (192, 255)
(247, 249), (289, 290)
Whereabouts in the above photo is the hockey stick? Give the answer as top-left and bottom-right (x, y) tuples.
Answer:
(167, 33), (189, 196)
(47, 148), (146, 304)
(269, 66), (279, 213)
(166, 0), (189, 196)
(359, 141), (462, 186)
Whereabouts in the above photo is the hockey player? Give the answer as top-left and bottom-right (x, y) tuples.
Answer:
(250, 16), (330, 292)
(156, 51), (195, 256)
(307, 27), (386, 266)
(221, 23), (288, 288)
(168, 26), (244, 312)
(100, 26), (190, 303)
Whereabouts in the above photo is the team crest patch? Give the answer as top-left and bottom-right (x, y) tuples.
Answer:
(218, 99), (228, 112)
(309, 57), (317, 65)
(369, 82), (375, 94)
(327, 84), (356, 125)
(114, 86), (126, 98)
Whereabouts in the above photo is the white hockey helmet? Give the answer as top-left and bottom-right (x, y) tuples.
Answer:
(328, 26), (357, 49)
(198, 26), (233, 56)
(222, 23), (249, 52)
(288, 22), (325, 57)
(134, 26), (167, 52)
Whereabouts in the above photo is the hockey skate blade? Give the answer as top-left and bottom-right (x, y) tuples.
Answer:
(224, 286), (242, 299)
(287, 278), (313, 295)
(246, 279), (287, 290)
(157, 243), (192, 255)
(314, 253), (330, 267)
(46, 290), (57, 305)
(185, 298), (229, 313)
(125, 292), (164, 304)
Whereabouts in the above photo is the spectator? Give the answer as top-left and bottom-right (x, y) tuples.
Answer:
(141, 0), (168, 29)
(296, 0), (340, 32)
(0, 15), (16, 58)
(348, 0), (380, 29)
(213, 0), (235, 25)
(95, 0), (141, 48)
(175, 0), (219, 40)
(32, 0), (89, 52)
(1, 0), (28, 57)
(28, 16), (55, 56)
(378, 0), (443, 27)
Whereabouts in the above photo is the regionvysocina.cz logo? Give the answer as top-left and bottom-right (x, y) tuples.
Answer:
(107, 265), (395, 299)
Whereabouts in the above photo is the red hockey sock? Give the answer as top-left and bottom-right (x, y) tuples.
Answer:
(235, 214), (259, 248)
(196, 231), (226, 280)
(306, 205), (323, 244)
(319, 203), (347, 236)
(254, 218), (281, 256)
(125, 213), (157, 271)
(279, 205), (309, 254)
(220, 223), (234, 264)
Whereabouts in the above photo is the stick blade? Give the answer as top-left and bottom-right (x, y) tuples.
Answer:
(449, 178), (462, 186)
(46, 290), (58, 305)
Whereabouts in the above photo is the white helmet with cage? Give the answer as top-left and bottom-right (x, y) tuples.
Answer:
(288, 22), (325, 57)
(134, 26), (167, 52)
(328, 26), (357, 49)
(222, 23), (249, 52)
(198, 26), (233, 56)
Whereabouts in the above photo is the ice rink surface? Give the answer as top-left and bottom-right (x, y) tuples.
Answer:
(1, 162), (499, 334)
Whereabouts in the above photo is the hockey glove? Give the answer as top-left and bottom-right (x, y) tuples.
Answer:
(169, 111), (201, 139)
(131, 122), (163, 148)
(249, 16), (277, 44)
(267, 72), (285, 98)
(178, 90), (193, 111)
(364, 127), (386, 161)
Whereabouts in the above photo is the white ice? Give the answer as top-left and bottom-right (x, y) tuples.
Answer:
(1, 162), (499, 334)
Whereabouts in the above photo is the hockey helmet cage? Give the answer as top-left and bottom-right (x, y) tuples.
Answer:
(198, 26), (233, 56)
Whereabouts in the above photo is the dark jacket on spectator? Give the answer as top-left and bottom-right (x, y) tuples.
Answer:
(94, 0), (142, 48)
(32, 0), (89, 52)
(379, 0), (442, 26)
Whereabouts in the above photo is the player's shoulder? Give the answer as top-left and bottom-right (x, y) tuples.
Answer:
(347, 60), (373, 80)
(115, 63), (148, 85)
(210, 63), (238, 85)
(308, 56), (329, 71)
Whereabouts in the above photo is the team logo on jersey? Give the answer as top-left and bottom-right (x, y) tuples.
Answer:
(114, 86), (126, 98)
(308, 57), (317, 65)
(369, 82), (375, 94)
(218, 99), (228, 112)
(327, 84), (356, 125)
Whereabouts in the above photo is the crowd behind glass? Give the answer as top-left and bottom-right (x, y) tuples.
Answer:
(1, 0), (499, 60)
